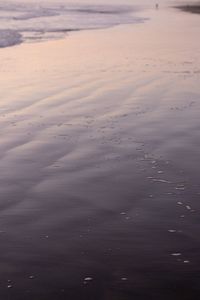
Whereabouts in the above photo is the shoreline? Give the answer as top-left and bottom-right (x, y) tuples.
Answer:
(0, 3), (147, 50)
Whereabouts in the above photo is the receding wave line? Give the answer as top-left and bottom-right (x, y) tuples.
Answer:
(0, 29), (22, 47)
(0, 2), (147, 48)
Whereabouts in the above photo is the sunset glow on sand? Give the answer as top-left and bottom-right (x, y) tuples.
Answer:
(0, 1), (200, 299)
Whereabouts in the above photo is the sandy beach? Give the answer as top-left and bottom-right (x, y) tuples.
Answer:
(0, 4), (200, 299)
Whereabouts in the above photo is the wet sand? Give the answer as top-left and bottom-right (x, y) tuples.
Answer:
(177, 4), (200, 14)
(0, 6), (200, 300)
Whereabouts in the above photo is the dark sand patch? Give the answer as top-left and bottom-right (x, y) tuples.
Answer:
(176, 4), (200, 14)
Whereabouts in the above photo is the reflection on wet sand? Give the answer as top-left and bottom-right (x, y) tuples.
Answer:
(0, 5), (200, 300)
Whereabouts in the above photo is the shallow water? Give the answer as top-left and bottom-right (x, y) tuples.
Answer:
(0, 1), (145, 47)
(0, 5), (200, 300)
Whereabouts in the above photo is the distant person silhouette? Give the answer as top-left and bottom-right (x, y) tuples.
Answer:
(155, 3), (159, 9)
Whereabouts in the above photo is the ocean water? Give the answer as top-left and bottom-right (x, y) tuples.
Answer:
(0, 1), (147, 48)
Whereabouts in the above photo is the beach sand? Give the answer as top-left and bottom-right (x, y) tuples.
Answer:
(0, 6), (200, 300)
